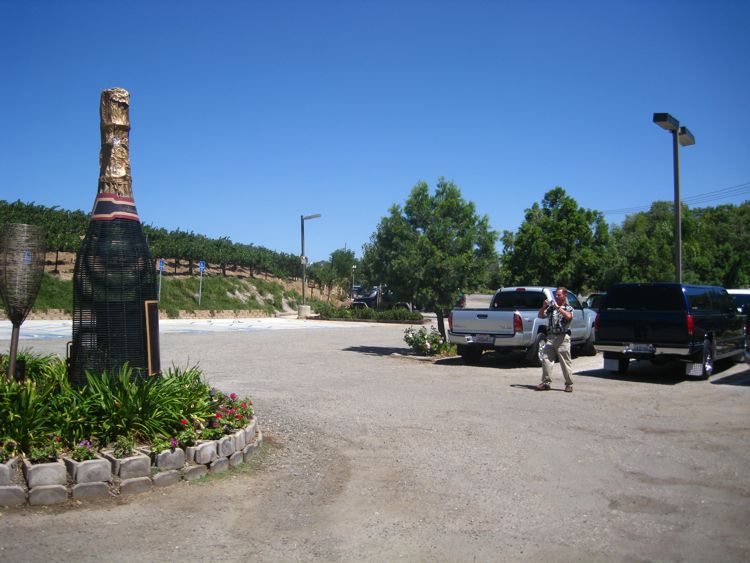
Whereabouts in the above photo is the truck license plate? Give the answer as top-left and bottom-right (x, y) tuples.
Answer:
(475, 334), (494, 344)
(628, 343), (654, 353)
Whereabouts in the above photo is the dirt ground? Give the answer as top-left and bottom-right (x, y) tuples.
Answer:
(1, 322), (749, 562)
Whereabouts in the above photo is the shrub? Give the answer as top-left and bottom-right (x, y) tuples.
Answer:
(403, 327), (453, 356)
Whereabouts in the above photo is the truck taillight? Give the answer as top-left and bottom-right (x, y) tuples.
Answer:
(686, 313), (694, 336)
(513, 313), (523, 334)
(448, 311), (453, 331)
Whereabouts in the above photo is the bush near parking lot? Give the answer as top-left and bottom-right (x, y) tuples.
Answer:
(403, 326), (454, 356)
(311, 300), (423, 322)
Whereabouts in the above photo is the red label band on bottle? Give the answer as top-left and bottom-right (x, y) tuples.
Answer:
(91, 193), (140, 222)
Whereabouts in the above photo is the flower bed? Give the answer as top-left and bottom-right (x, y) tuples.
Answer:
(0, 350), (263, 507)
(0, 419), (262, 507)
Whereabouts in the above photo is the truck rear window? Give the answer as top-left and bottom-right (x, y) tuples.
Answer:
(604, 285), (685, 311)
(492, 291), (546, 310)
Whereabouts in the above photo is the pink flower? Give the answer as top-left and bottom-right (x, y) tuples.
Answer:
(180, 418), (188, 426)
(241, 402), (247, 409)
(215, 412), (223, 419)
(230, 393), (238, 400)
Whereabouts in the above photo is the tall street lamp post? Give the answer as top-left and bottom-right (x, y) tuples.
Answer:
(653, 113), (696, 283)
(300, 213), (321, 306)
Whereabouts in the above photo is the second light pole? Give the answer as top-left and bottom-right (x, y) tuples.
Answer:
(653, 113), (695, 283)
(300, 213), (321, 306)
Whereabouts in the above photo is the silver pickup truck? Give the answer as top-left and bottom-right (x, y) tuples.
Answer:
(447, 286), (597, 366)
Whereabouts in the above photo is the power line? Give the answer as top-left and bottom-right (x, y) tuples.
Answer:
(601, 181), (750, 215)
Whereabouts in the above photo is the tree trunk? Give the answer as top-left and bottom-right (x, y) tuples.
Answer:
(436, 310), (446, 340)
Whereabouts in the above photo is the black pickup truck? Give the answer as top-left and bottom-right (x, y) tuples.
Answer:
(594, 282), (746, 378)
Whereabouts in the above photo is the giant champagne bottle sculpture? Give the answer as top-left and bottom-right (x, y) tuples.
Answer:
(70, 88), (160, 384)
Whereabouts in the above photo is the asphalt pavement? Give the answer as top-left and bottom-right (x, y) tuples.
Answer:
(1, 320), (749, 562)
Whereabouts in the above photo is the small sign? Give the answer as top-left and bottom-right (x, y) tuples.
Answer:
(300, 256), (307, 265)
(199, 260), (205, 272)
(23, 250), (32, 265)
(159, 259), (165, 271)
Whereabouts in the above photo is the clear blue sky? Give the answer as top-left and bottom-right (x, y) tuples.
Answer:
(2, 1), (749, 262)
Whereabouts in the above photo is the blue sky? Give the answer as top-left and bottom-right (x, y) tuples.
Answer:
(2, 1), (749, 262)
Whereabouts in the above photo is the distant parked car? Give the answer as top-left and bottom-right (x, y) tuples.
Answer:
(727, 289), (750, 313)
(352, 286), (412, 310)
(585, 292), (606, 311)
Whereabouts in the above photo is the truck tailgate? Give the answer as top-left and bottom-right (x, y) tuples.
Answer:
(451, 310), (515, 335)
(597, 311), (688, 344)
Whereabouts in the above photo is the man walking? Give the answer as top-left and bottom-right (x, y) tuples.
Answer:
(535, 287), (574, 393)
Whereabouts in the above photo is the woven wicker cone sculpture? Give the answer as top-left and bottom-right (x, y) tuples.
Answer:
(0, 223), (46, 380)
(70, 88), (160, 385)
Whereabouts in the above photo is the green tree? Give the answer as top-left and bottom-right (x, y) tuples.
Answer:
(362, 178), (497, 335)
(500, 187), (612, 292)
(612, 201), (683, 283)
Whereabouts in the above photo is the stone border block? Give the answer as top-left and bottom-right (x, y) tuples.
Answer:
(29, 484), (68, 506)
(217, 436), (235, 457)
(232, 429), (246, 451)
(64, 456), (111, 483)
(194, 441), (217, 465)
(244, 419), (257, 443)
(152, 448), (185, 471)
(72, 481), (110, 500)
(229, 451), (244, 468)
(101, 451), (151, 479)
(0, 485), (26, 506)
(152, 470), (181, 488)
(22, 459), (67, 488)
(0, 458), (16, 486)
(182, 464), (208, 481)
(209, 457), (229, 474)
(120, 476), (152, 495)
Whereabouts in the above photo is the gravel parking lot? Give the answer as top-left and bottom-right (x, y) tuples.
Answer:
(2, 321), (749, 562)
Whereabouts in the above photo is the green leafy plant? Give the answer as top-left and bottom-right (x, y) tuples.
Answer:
(71, 438), (97, 462)
(28, 437), (61, 464)
(403, 326), (452, 356)
(150, 435), (177, 453)
(176, 418), (198, 448)
(112, 435), (136, 459)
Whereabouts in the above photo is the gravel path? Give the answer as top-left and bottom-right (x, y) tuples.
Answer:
(2, 323), (749, 562)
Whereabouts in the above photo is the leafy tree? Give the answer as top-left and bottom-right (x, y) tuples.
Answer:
(611, 201), (683, 283)
(500, 187), (612, 293)
(362, 178), (498, 335)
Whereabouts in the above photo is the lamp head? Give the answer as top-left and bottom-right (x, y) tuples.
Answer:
(653, 113), (680, 132)
(678, 126), (695, 146)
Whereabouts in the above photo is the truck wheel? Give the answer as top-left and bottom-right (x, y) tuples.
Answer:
(458, 345), (483, 365)
(527, 332), (546, 367)
(581, 327), (597, 356)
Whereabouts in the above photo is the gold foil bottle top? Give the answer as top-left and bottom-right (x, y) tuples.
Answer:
(98, 87), (132, 197)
